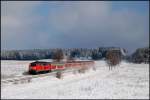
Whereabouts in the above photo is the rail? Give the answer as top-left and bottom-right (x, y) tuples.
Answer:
(1, 68), (82, 85)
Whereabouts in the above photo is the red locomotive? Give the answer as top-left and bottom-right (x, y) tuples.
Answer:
(29, 60), (94, 74)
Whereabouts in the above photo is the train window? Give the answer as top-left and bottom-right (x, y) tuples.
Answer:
(31, 63), (36, 66)
(66, 64), (69, 67)
(42, 63), (47, 66)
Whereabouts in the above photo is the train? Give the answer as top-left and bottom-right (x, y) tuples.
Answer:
(29, 60), (95, 74)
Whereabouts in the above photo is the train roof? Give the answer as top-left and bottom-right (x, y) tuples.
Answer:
(66, 60), (94, 63)
(51, 62), (65, 64)
(30, 61), (51, 64)
(30, 60), (94, 65)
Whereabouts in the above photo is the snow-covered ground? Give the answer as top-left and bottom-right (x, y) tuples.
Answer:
(1, 60), (149, 99)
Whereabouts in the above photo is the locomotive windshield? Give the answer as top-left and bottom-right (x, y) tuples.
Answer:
(30, 63), (36, 66)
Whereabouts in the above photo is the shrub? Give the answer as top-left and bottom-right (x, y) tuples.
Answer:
(78, 66), (89, 73)
(56, 71), (63, 79)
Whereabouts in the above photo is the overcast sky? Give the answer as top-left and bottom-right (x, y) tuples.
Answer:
(1, 1), (149, 54)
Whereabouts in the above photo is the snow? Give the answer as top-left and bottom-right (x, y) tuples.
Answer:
(1, 60), (149, 99)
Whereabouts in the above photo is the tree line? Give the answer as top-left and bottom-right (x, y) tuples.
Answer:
(1, 47), (149, 63)
(1, 47), (123, 60)
(128, 47), (149, 63)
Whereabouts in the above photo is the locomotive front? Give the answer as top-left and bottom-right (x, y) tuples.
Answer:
(29, 61), (51, 74)
(29, 62), (38, 74)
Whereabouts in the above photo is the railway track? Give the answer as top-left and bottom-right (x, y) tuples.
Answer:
(1, 68), (80, 85)
(1, 72), (54, 84)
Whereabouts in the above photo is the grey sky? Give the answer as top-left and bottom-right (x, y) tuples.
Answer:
(1, 1), (149, 54)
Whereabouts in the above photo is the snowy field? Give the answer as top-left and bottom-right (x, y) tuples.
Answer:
(1, 60), (149, 99)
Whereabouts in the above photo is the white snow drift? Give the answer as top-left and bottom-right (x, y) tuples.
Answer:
(1, 60), (149, 99)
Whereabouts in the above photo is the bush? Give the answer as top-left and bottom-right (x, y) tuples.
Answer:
(56, 71), (63, 79)
(78, 66), (89, 73)
(131, 47), (149, 63)
(92, 66), (96, 71)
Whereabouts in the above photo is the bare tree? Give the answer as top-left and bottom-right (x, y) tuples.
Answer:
(106, 50), (121, 70)
(66, 55), (74, 61)
(52, 49), (64, 62)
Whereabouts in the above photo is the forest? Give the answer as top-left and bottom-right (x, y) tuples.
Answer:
(1, 47), (149, 63)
